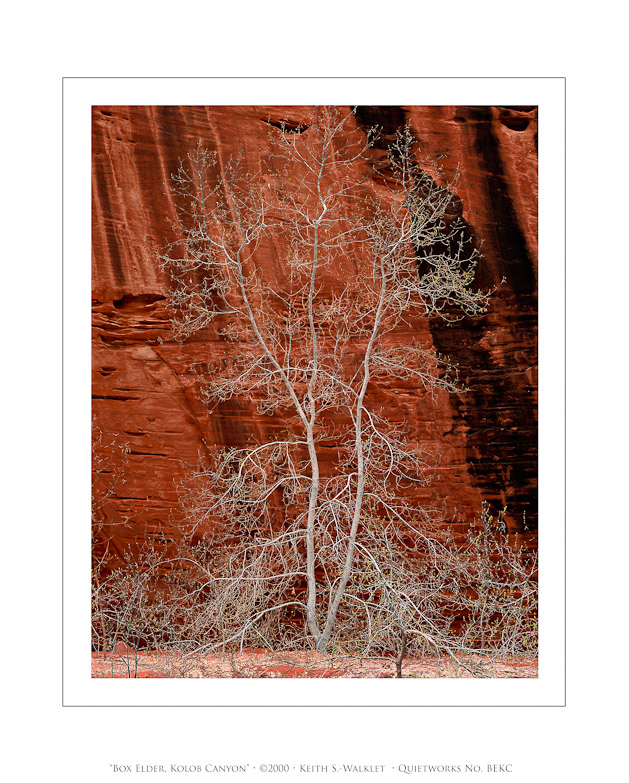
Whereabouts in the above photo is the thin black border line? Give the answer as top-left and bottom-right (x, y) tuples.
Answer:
(64, 76), (565, 80)
(63, 76), (566, 708)
(62, 74), (65, 708)
(563, 75), (567, 707)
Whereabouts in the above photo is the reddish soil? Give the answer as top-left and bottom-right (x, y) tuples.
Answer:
(91, 648), (537, 679)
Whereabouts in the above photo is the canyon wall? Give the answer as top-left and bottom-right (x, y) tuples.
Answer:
(92, 105), (537, 562)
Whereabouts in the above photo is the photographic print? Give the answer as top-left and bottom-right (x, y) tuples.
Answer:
(90, 104), (539, 684)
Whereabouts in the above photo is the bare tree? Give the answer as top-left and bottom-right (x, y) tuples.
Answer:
(148, 106), (534, 665)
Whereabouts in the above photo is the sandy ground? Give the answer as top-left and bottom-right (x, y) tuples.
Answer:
(92, 647), (537, 679)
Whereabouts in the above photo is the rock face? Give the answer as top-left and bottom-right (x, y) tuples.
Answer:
(92, 105), (537, 563)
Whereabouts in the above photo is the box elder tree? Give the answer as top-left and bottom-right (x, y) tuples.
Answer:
(155, 106), (512, 660)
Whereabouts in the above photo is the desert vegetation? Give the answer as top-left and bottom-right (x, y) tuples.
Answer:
(92, 107), (537, 678)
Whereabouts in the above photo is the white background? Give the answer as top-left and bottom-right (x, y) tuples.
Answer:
(3, 1), (626, 781)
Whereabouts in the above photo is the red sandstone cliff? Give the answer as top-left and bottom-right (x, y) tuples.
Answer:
(92, 105), (537, 563)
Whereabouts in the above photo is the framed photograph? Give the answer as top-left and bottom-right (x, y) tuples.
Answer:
(63, 78), (565, 708)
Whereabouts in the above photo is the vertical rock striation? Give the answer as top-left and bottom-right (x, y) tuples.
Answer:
(92, 105), (537, 562)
